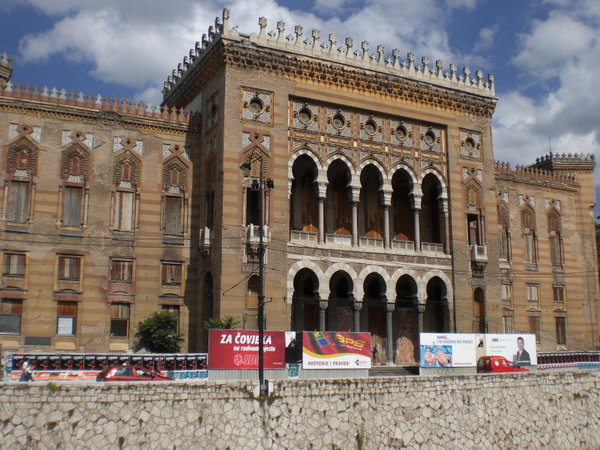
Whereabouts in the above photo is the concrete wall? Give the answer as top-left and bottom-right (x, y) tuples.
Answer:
(1, 371), (599, 449)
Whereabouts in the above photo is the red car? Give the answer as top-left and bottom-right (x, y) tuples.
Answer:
(477, 356), (529, 373)
(96, 365), (171, 381)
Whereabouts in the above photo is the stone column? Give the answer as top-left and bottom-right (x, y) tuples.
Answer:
(350, 185), (361, 246)
(439, 196), (450, 253)
(412, 193), (422, 251)
(417, 302), (426, 336)
(353, 300), (362, 332)
(380, 187), (392, 249)
(319, 299), (328, 331)
(317, 181), (328, 243)
(386, 301), (394, 364)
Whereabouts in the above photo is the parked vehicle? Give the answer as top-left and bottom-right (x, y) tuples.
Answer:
(96, 365), (171, 381)
(477, 356), (529, 373)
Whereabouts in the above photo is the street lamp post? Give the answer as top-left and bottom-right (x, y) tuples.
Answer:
(240, 154), (272, 396)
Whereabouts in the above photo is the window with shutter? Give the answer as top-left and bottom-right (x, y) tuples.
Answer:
(63, 186), (83, 227)
(3, 253), (26, 276)
(161, 262), (183, 285)
(58, 256), (81, 281)
(164, 196), (182, 235)
(7, 181), (30, 224)
(110, 260), (133, 282)
(114, 191), (134, 231)
(56, 301), (77, 335)
(110, 303), (130, 337)
(0, 299), (22, 334)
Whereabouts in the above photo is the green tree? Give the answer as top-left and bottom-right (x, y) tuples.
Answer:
(136, 311), (183, 353)
(203, 315), (240, 330)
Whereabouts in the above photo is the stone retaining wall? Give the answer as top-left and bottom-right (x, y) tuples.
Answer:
(1, 371), (599, 449)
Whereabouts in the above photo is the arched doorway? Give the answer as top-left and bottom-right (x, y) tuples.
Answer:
(473, 287), (486, 333)
(291, 268), (320, 331)
(395, 275), (419, 363)
(423, 276), (449, 332)
(363, 273), (387, 364)
(328, 271), (354, 332)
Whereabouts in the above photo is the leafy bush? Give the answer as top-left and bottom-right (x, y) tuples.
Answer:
(136, 311), (184, 353)
(203, 315), (240, 330)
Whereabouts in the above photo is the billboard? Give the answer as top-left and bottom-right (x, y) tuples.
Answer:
(419, 333), (479, 368)
(208, 330), (286, 370)
(483, 334), (537, 366)
(302, 331), (371, 369)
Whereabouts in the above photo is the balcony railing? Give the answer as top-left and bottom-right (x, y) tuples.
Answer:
(470, 245), (488, 261)
(325, 233), (352, 246)
(391, 239), (415, 251)
(246, 224), (269, 243)
(359, 236), (384, 249)
(290, 230), (318, 243)
(422, 242), (444, 253)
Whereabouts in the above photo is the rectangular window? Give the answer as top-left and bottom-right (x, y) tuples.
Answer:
(526, 284), (539, 304)
(550, 237), (562, 267)
(556, 317), (567, 345)
(467, 214), (480, 246)
(63, 186), (83, 227)
(503, 315), (514, 334)
(553, 286), (565, 303)
(3, 252), (26, 276)
(56, 301), (77, 336)
(529, 316), (541, 344)
(115, 191), (135, 231)
(0, 299), (22, 334)
(7, 180), (29, 223)
(501, 284), (512, 302)
(110, 259), (133, 283)
(161, 262), (183, 286)
(161, 305), (180, 331)
(524, 232), (536, 264)
(58, 256), (81, 281)
(246, 187), (260, 226)
(110, 303), (130, 337)
(164, 196), (182, 235)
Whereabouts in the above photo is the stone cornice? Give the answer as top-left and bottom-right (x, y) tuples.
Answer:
(0, 95), (200, 136)
(165, 40), (497, 118)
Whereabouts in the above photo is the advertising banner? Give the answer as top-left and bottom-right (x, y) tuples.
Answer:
(483, 334), (537, 366)
(207, 329), (286, 370)
(419, 333), (479, 368)
(302, 331), (371, 369)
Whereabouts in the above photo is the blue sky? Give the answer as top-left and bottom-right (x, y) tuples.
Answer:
(1, 0), (599, 217)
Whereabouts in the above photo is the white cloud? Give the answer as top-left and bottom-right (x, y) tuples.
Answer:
(474, 26), (497, 52)
(512, 12), (595, 76)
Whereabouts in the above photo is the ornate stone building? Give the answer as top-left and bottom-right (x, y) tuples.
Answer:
(0, 10), (597, 360)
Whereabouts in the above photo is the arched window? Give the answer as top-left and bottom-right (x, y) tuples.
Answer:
(521, 206), (537, 265)
(548, 211), (563, 268)
(497, 205), (510, 260)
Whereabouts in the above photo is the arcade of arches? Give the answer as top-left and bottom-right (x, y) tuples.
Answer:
(289, 265), (452, 364)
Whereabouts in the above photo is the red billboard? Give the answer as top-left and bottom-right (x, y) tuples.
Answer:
(208, 330), (286, 369)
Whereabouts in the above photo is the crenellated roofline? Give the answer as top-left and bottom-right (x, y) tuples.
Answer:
(0, 82), (200, 134)
(163, 9), (497, 106)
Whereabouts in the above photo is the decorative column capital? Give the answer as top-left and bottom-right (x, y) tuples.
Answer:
(380, 187), (393, 206)
(317, 180), (328, 199)
(411, 193), (422, 210)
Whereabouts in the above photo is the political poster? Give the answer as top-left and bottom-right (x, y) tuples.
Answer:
(483, 334), (537, 366)
(419, 333), (479, 368)
(208, 329), (286, 369)
(302, 331), (371, 369)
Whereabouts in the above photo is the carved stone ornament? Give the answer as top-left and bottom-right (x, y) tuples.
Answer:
(241, 87), (272, 124)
